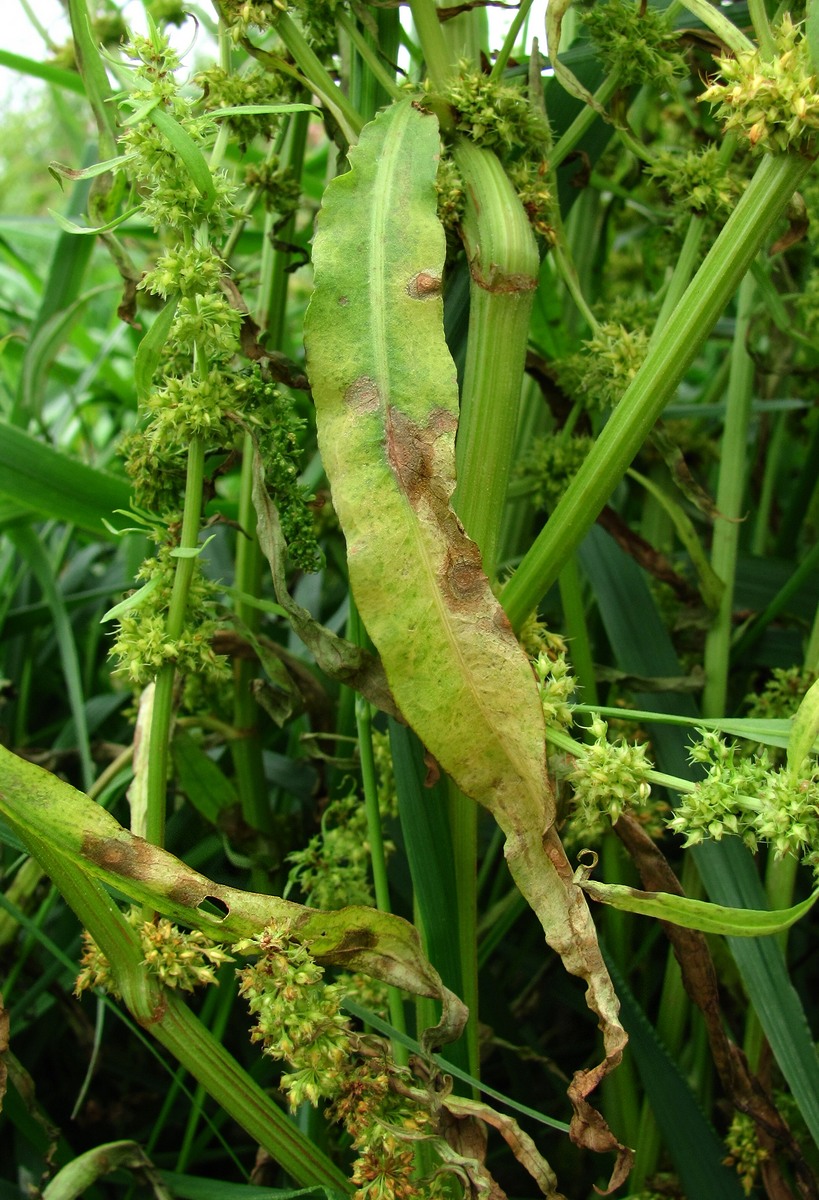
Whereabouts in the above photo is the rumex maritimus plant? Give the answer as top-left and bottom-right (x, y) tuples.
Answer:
(2, 1), (819, 1198)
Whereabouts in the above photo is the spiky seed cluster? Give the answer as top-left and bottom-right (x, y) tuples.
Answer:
(535, 649), (577, 732)
(701, 16), (819, 154)
(579, 0), (687, 90)
(648, 145), (744, 222)
(436, 66), (553, 237)
(668, 730), (819, 868)
(557, 322), (649, 412)
(285, 785), (378, 908)
(236, 930), (447, 1200)
(110, 536), (229, 686)
(567, 715), (653, 835)
(724, 1111), (770, 1195)
(75, 908), (233, 999)
(519, 434), (593, 514)
(196, 66), (285, 145)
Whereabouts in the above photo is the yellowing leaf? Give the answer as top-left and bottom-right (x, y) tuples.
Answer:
(304, 98), (630, 1183)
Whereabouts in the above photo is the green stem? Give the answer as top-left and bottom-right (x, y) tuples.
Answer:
(675, 0), (755, 55)
(337, 11), (404, 105)
(145, 436), (206, 848)
(557, 556), (598, 706)
(702, 273), (756, 719)
(408, 0), (454, 89)
(490, 0), (536, 79)
(452, 138), (540, 577)
(751, 410), (787, 555)
(651, 214), (705, 340)
(231, 433), (271, 843)
(502, 151), (814, 632)
(550, 74), (620, 170)
(746, 0), (776, 56)
(264, 13), (364, 142)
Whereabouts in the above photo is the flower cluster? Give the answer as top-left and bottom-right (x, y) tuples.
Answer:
(557, 322), (650, 412)
(535, 648), (578, 732)
(566, 715), (654, 839)
(75, 908), (233, 999)
(237, 369), (321, 572)
(668, 730), (819, 868)
(236, 929), (448, 1200)
(701, 16), (819, 154)
(119, 37), (236, 234)
(436, 66), (553, 237)
(648, 145), (745, 224)
(518, 434), (593, 514)
(197, 65), (286, 146)
(579, 0), (687, 91)
(745, 667), (816, 722)
(285, 785), (378, 908)
(110, 542), (229, 686)
(724, 1111), (769, 1196)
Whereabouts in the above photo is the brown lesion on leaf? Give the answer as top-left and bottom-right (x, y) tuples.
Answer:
(442, 544), (486, 607)
(406, 270), (442, 300)
(344, 376), (381, 414)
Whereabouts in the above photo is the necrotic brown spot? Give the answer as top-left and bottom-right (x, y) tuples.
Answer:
(406, 270), (442, 300)
(344, 376), (381, 413)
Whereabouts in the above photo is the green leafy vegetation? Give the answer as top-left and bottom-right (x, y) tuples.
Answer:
(2, 1), (819, 1198)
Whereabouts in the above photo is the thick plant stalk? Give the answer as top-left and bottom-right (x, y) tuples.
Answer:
(502, 151), (815, 630)
(448, 139), (538, 1077)
(452, 139), (540, 578)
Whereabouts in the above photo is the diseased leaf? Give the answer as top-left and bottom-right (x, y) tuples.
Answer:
(304, 98), (629, 1182)
(0, 745), (466, 1049)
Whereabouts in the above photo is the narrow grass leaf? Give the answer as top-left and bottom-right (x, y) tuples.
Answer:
(158, 1176), (342, 1200)
(0, 51), (86, 94)
(19, 283), (118, 418)
(172, 731), (238, 824)
(0, 423), (130, 536)
(6, 527), (93, 791)
(603, 949), (747, 1200)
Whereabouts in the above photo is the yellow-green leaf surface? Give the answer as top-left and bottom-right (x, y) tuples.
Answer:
(577, 869), (819, 936)
(304, 99), (629, 1182)
(0, 745), (466, 1048)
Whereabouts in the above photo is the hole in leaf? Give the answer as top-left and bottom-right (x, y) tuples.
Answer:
(197, 895), (230, 920)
